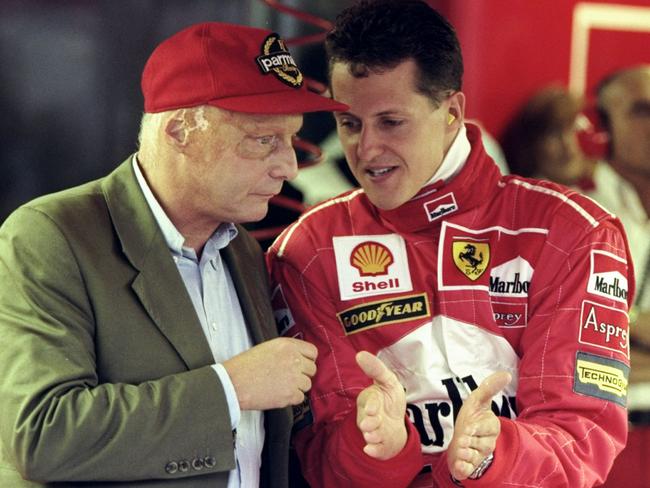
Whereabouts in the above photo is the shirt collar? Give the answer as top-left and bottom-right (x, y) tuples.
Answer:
(132, 155), (238, 257)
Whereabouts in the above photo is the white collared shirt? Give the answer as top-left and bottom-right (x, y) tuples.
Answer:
(133, 156), (264, 487)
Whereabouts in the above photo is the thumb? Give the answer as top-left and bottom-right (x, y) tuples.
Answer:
(469, 371), (512, 408)
(356, 351), (395, 388)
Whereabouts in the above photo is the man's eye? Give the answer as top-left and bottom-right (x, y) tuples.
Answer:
(381, 119), (404, 128)
(257, 135), (278, 146)
(237, 136), (278, 158)
(337, 118), (360, 130)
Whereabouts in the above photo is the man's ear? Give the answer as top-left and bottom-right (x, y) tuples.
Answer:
(164, 109), (189, 147)
(447, 91), (466, 129)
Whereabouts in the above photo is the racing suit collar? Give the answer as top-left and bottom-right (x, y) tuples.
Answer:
(375, 123), (502, 233)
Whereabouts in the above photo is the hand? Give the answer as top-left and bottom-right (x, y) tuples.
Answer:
(355, 351), (408, 460)
(447, 371), (511, 481)
(223, 337), (317, 410)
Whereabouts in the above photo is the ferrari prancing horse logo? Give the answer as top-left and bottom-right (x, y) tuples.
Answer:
(453, 241), (490, 281)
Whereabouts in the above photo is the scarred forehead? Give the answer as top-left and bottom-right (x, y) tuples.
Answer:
(208, 106), (303, 135)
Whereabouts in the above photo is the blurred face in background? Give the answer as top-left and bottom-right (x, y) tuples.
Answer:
(534, 116), (593, 186)
(603, 68), (650, 176)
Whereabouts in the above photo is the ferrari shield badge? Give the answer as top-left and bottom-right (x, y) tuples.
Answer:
(453, 241), (490, 281)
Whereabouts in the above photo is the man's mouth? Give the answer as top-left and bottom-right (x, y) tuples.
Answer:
(367, 166), (397, 178)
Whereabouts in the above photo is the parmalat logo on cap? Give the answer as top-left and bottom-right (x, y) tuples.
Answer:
(256, 34), (303, 88)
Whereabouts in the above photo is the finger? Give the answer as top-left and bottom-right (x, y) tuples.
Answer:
(356, 351), (397, 389)
(359, 413), (381, 433)
(302, 358), (317, 377)
(466, 415), (501, 438)
(294, 339), (318, 360)
(454, 458), (475, 479)
(298, 375), (312, 394)
(363, 390), (381, 416)
(468, 371), (511, 409)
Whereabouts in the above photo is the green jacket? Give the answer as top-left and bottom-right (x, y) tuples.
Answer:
(0, 159), (291, 487)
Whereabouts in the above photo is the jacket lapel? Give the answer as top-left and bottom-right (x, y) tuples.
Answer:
(222, 234), (271, 346)
(101, 158), (213, 370)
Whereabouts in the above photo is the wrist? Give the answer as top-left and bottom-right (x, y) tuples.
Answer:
(469, 452), (494, 480)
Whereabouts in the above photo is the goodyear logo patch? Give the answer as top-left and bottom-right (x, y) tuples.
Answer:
(256, 33), (303, 88)
(573, 351), (629, 407)
(337, 293), (430, 335)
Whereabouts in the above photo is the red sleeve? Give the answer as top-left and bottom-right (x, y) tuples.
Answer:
(461, 220), (631, 487)
(267, 247), (423, 487)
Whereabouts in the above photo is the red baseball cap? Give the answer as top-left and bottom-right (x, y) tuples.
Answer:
(142, 22), (347, 114)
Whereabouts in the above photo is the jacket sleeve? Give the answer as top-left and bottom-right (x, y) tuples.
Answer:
(0, 207), (236, 483)
(435, 218), (632, 488)
(267, 246), (423, 488)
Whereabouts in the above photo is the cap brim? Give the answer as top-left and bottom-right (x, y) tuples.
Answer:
(208, 90), (348, 114)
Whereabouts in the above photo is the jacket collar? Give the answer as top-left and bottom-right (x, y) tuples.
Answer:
(376, 123), (502, 233)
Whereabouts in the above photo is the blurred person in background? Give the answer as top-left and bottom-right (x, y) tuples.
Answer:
(267, 1), (634, 486)
(587, 65), (650, 387)
(501, 85), (596, 190)
(0, 22), (346, 487)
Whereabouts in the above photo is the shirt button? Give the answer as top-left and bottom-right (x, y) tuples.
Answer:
(165, 461), (178, 474)
(178, 460), (190, 473)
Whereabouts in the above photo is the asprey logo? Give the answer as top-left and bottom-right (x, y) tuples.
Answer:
(579, 300), (629, 358)
(337, 293), (430, 335)
(453, 241), (490, 281)
(333, 234), (413, 301)
(271, 284), (295, 336)
(492, 301), (527, 328)
(573, 351), (628, 407)
(256, 33), (303, 88)
(587, 250), (628, 304)
(489, 257), (533, 297)
(424, 192), (458, 222)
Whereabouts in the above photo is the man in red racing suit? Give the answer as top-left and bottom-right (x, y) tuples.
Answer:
(267, 122), (633, 487)
(268, 1), (633, 486)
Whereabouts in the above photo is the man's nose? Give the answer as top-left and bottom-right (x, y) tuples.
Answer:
(356, 126), (382, 161)
(269, 142), (298, 181)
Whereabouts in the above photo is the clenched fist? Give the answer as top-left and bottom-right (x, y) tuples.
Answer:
(223, 337), (317, 410)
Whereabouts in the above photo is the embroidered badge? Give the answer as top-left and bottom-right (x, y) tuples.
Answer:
(256, 33), (303, 88)
(453, 241), (490, 281)
(337, 293), (430, 335)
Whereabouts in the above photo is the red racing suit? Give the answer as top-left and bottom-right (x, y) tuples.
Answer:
(267, 124), (633, 487)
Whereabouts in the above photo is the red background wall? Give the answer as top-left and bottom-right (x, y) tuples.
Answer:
(430, 0), (650, 141)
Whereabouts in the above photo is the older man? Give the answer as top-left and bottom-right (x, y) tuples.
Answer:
(0, 22), (345, 487)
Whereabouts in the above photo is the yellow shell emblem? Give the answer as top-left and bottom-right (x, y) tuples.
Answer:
(350, 242), (394, 277)
(453, 241), (490, 281)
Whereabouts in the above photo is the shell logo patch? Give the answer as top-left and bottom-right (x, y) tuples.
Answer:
(333, 234), (413, 301)
(453, 241), (490, 281)
(350, 242), (394, 277)
(256, 33), (303, 88)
